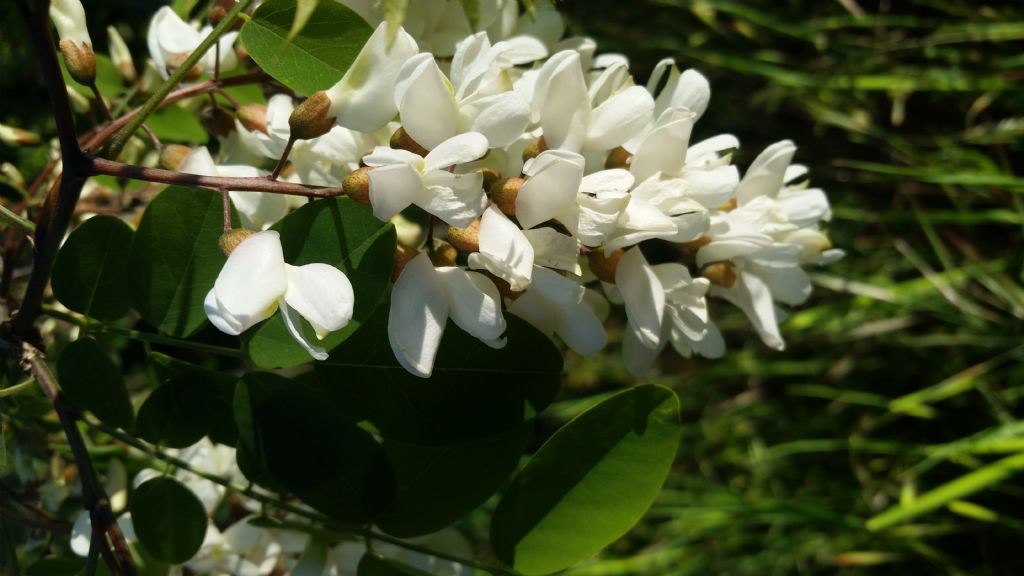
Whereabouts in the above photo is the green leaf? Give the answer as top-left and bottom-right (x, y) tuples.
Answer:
(131, 477), (207, 564)
(24, 558), (85, 576)
(240, 0), (373, 95)
(57, 338), (134, 431)
(145, 106), (208, 144)
(148, 353), (238, 446)
(288, 0), (321, 43)
(129, 187), (236, 338)
(491, 385), (682, 575)
(234, 372), (391, 522)
(317, 310), (561, 536)
(357, 554), (433, 576)
(135, 378), (213, 449)
(51, 215), (134, 321)
(243, 197), (396, 369)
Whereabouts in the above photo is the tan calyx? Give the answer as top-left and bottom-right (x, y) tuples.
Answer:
(391, 244), (419, 282)
(237, 104), (268, 134)
(59, 39), (97, 86)
(159, 144), (192, 170)
(429, 240), (458, 267)
(447, 219), (480, 253)
(219, 228), (255, 257)
(289, 91), (336, 141)
(166, 53), (202, 81)
(343, 166), (373, 206)
(588, 248), (624, 284)
(522, 136), (548, 162)
(701, 261), (737, 288)
(605, 146), (633, 169)
(389, 127), (429, 157)
(488, 177), (524, 217)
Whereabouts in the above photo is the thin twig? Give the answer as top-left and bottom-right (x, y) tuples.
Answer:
(269, 136), (297, 181)
(105, 0), (255, 159)
(89, 156), (345, 198)
(21, 343), (136, 576)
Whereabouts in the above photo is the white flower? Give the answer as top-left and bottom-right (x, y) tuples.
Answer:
(50, 0), (92, 47)
(179, 147), (288, 230)
(509, 266), (606, 357)
(532, 50), (654, 153)
(204, 231), (354, 361)
(389, 253), (506, 378)
(467, 206), (535, 291)
(364, 132), (489, 227)
(394, 33), (535, 150)
(325, 23), (419, 133)
(147, 6), (238, 78)
(71, 511), (136, 557)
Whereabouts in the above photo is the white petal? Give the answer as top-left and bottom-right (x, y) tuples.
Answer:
(508, 289), (556, 336)
(585, 85), (655, 152)
(327, 23), (420, 133)
(687, 134), (740, 164)
(363, 146), (423, 168)
(208, 231), (287, 334)
(423, 132), (489, 172)
(712, 272), (785, 350)
(228, 191), (289, 231)
(283, 263), (355, 338)
(752, 263), (812, 306)
(777, 187), (831, 228)
(536, 51), (590, 151)
(555, 299), (607, 357)
(50, 0), (92, 46)
(670, 69), (711, 120)
(179, 146), (219, 177)
(696, 222), (773, 267)
(388, 253), (448, 378)
(530, 266), (584, 307)
(468, 206), (534, 291)
(622, 320), (665, 377)
(71, 511), (92, 557)
(579, 168), (635, 195)
(615, 248), (664, 349)
(368, 163), (423, 222)
(418, 170), (486, 228)
(396, 54), (459, 150)
(736, 140), (796, 204)
(629, 109), (694, 183)
(464, 92), (530, 148)
(688, 165), (740, 208)
(516, 150), (584, 229)
(436, 267), (507, 347)
(280, 302), (327, 361)
(524, 228), (580, 273)
(603, 197), (678, 253)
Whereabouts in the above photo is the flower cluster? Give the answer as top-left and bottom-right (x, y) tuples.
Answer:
(133, 0), (842, 376)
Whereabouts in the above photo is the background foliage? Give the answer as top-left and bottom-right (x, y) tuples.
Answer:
(2, 0), (1024, 574)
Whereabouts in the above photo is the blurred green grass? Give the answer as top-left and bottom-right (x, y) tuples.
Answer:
(558, 1), (1024, 574)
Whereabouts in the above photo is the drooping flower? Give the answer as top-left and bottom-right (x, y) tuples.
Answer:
(178, 146), (288, 230)
(389, 252), (506, 378)
(147, 6), (238, 78)
(204, 231), (354, 361)
(467, 205), (535, 291)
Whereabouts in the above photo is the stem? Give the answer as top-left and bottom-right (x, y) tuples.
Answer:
(269, 136), (296, 181)
(0, 203), (34, 234)
(21, 343), (137, 576)
(89, 84), (114, 122)
(0, 378), (36, 398)
(87, 421), (519, 575)
(89, 157), (345, 198)
(105, 0), (254, 159)
(221, 189), (232, 231)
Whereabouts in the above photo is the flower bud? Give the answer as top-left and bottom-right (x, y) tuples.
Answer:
(701, 261), (737, 288)
(588, 248), (624, 284)
(59, 39), (97, 86)
(166, 53), (202, 82)
(605, 146), (632, 170)
(289, 91), (336, 141)
(159, 144), (192, 170)
(237, 104), (269, 134)
(390, 127), (429, 157)
(429, 240), (458, 267)
(201, 106), (236, 139)
(107, 26), (136, 84)
(522, 136), (548, 162)
(343, 166), (372, 206)
(0, 123), (42, 147)
(677, 235), (712, 256)
(447, 219), (480, 253)
(208, 0), (243, 30)
(219, 228), (255, 257)
(391, 244), (419, 281)
(50, 0), (92, 49)
(488, 177), (523, 217)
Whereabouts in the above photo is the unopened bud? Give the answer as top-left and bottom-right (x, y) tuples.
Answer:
(488, 177), (523, 217)
(0, 123), (42, 147)
(202, 106), (236, 139)
(522, 136), (548, 162)
(588, 248), (624, 284)
(701, 261), (737, 288)
(219, 228), (255, 257)
(237, 104), (268, 134)
(166, 53), (202, 82)
(430, 240), (458, 267)
(389, 127), (429, 157)
(209, 0), (244, 30)
(0, 162), (26, 189)
(447, 220), (480, 253)
(479, 167), (501, 191)
(59, 39), (97, 86)
(159, 144), (192, 170)
(605, 146), (632, 169)
(289, 91), (335, 141)
(343, 166), (372, 206)
(392, 244), (419, 281)
(106, 26), (136, 84)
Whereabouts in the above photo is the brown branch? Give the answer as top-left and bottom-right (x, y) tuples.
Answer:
(0, 505), (71, 535)
(89, 157), (346, 198)
(21, 343), (136, 576)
